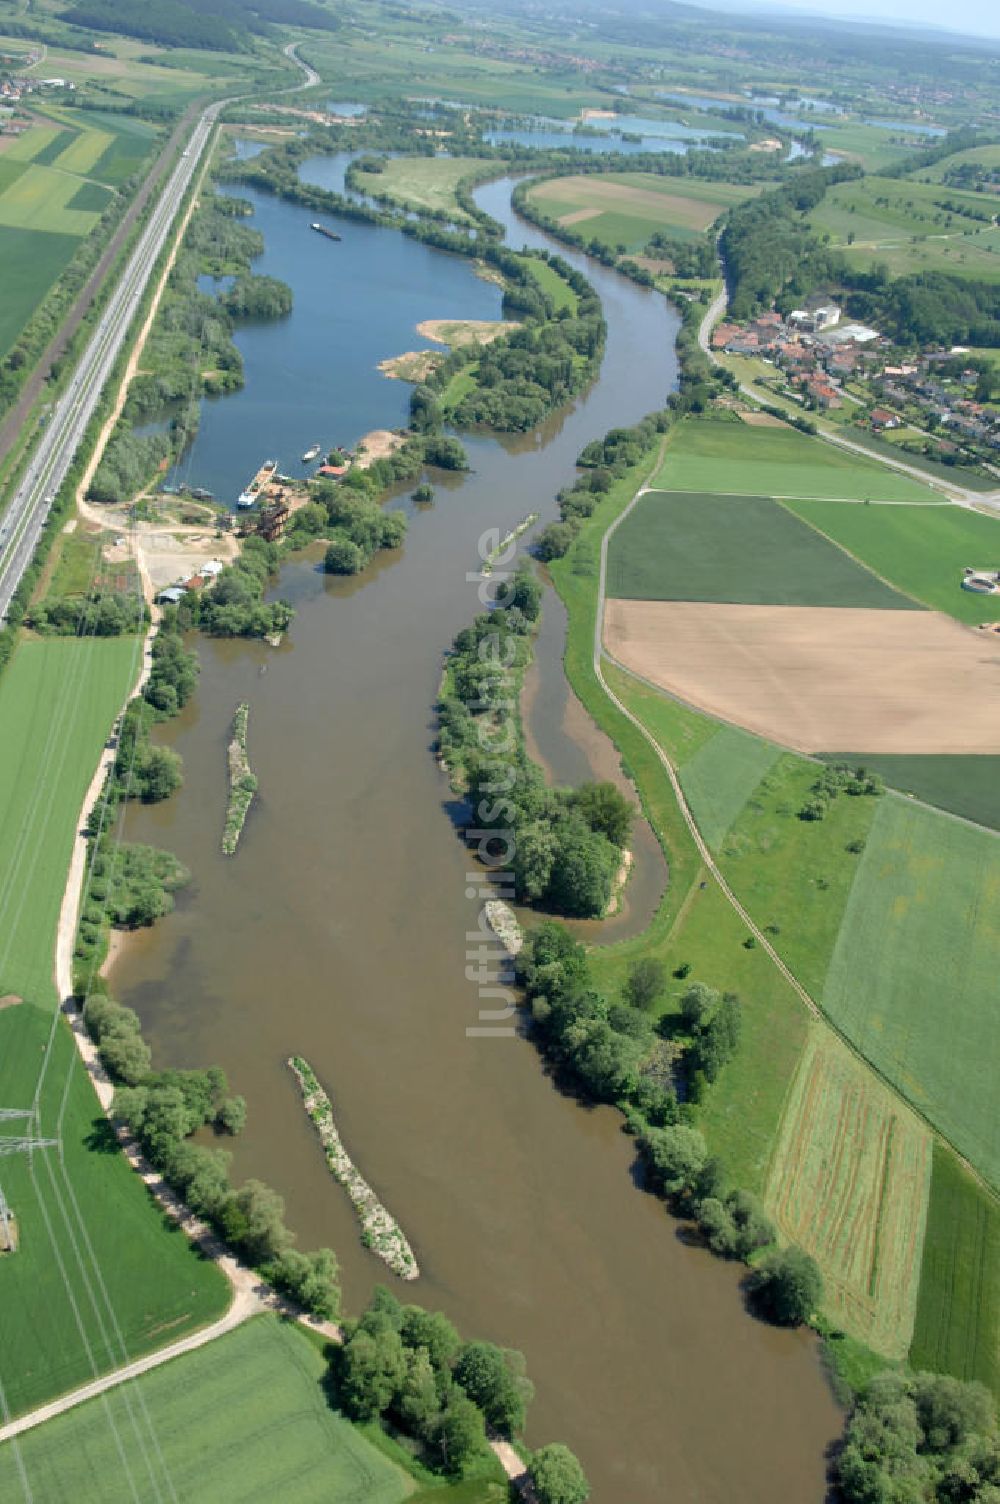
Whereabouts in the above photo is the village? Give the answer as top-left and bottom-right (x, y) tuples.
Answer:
(712, 300), (1000, 474)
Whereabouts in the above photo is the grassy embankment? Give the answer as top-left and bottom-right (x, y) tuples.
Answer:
(0, 638), (229, 1417)
(546, 418), (999, 1380)
(0, 1315), (506, 1503)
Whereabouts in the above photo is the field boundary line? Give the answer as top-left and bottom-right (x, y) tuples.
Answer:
(591, 456), (1000, 1207)
(769, 496), (926, 607)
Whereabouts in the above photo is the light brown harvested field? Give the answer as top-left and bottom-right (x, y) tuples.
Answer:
(559, 206), (602, 226)
(766, 1029), (931, 1357)
(740, 410), (788, 427)
(604, 599), (1000, 753)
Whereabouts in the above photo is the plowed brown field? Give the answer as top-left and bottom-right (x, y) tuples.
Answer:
(604, 600), (1000, 753)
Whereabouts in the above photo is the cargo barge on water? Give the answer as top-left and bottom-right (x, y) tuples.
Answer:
(311, 222), (342, 243)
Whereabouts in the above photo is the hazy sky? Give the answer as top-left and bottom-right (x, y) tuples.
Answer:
(760, 0), (1000, 40)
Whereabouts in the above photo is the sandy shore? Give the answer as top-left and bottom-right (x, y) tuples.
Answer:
(378, 349), (443, 382)
(354, 428), (407, 468)
(416, 317), (520, 348)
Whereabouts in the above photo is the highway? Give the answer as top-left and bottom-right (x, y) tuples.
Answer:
(0, 106), (222, 621)
(0, 43), (318, 623)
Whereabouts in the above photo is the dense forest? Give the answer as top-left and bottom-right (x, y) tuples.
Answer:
(64, 0), (339, 50)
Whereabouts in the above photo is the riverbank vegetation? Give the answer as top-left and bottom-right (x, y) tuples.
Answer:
(333, 1284), (589, 1493)
(222, 701), (256, 854)
(437, 564), (634, 919)
(834, 1370), (999, 1503)
(288, 1056), (419, 1281)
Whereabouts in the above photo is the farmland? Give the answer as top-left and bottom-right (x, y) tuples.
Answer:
(605, 599), (1000, 753)
(0, 638), (228, 1415)
(807, 174), (1000, 281)
(765, 1030), (931, 1358)
(678, 724), (780, 851)
(652, 417), (938, 501)
(915, 143), (1000, 186)
(524, 172), (757, 250)
(606, 489), (915, 607)
(0, 1318), (420, 1504)
(0, 108), (157, 356)
(816, 753), (1000, 833)
(910, 1146), (1000, 1392)
(823, 797), (1000, 1186)
(782, 498), (1000, 624)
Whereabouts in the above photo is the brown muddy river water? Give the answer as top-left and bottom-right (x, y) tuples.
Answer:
(112, 172), (841, 1499)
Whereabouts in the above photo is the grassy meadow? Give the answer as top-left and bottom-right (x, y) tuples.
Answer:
(677, 725), (780, 850)
(366, 155), (493, 220)
(525, 172), (757, 250)
(0, 1318), (422, 1504)
(807, 174), (1000, 281)
(782, 498), (1000, 624)
(607, 489), (917, 606)
(652, 417), (938, 501)
(823, 798), (1000, 1186)
(0, 638), (229, 1415)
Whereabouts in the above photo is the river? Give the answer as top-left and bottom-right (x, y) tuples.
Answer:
(111, 167), (841, 1500)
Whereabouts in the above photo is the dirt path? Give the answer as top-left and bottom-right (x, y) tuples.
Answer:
(593, 440), (1000, 1202)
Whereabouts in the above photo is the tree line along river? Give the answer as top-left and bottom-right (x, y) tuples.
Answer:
(111, 163), (842, 1501)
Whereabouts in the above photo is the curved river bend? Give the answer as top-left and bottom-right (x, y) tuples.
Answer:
(112, 170), (841, 1501)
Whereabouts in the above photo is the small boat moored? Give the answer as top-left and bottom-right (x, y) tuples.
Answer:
(302, 444), (321, 462)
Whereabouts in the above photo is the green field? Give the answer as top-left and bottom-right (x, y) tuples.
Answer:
(607, 490), (916, 607)
(0, 1318), (418, 1503)
(0, 226), (81, 352)
(808, 174), (1000, 281)
(718, 754), (882, 999)
(678, 725), (781, 850)
(813, 121), (920, 172)
(910, 1145), (1000, 1392)
(0, 638), (228, 1415)
(818, 753), (1000, 833)
(652, 417), (938, 501)
(823, 797), (1000, 1186)
(524, 255), (578, 312)
(0, 108), (158, 357)
(526, 171), (757, 250)
(782, 498), (1000, 624)
(368, 155), (494, 221)
(916, 143), (1000, 185)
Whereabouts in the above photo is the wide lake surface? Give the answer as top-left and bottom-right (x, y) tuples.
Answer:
(113, 165), (841, 1500)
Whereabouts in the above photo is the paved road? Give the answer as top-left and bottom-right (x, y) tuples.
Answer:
(0, 105), (222, 622)
(0, 42), (319, 624)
